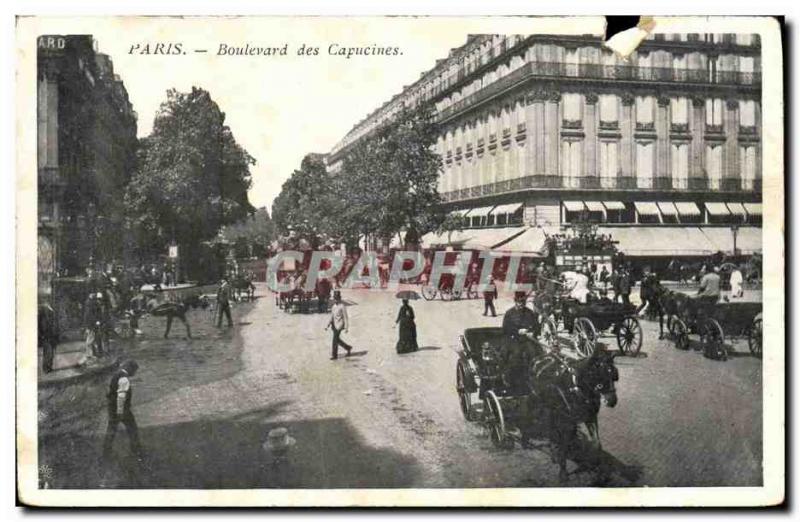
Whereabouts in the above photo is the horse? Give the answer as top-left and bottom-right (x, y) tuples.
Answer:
(231, 274), (256, 302)
(132, 293), (207, 339)
(527, 350), (619, 483)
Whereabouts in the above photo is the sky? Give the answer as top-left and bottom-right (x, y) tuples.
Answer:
(27, 17), (603, 211)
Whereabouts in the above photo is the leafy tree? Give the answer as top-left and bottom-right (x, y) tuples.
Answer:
(220, 207), (276, 258)
(338, 104), (444, 247)
(124, 87), (255, 269)
(436, 213), (468, 244)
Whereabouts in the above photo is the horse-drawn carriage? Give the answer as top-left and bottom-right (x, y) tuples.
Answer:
(455, 326), (620, 482)
(533, 285), (643, 358)
(665, 292), (762, 360)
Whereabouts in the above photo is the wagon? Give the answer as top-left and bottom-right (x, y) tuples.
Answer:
(535, 291), (643, 358)
(455, 327), (541, 449)
(668, 296), (762, 360)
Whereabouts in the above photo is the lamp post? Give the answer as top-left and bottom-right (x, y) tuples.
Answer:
(731, 224), (740, 257)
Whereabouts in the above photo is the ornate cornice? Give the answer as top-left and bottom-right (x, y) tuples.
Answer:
(726, 99), (739, 111)
(691, 96), (705, 108)
(548, 90), (562, 103)
(620, 92), (636, 106)
(584, 93), (599, 105)
(657, 96), (671, 107)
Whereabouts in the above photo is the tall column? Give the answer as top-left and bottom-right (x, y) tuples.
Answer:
(755, 99), (762, 182)
(724, 99), (739, 184)
(690, 96), (705, 179)
(584, 93), (598, 178)
(656, 95), (670, 180)
(620, 93), (635, 179)
(529, 89), (547, 175)
(545, 90), (561, 178)
(524, 93), (537, 177)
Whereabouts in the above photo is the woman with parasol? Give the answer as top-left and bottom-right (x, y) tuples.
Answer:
(394, 291), (419, 354)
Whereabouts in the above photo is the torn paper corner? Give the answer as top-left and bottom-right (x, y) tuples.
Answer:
(604, 16), (656, 59)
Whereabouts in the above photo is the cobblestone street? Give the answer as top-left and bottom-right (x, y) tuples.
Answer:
(38, 284), (762, 489)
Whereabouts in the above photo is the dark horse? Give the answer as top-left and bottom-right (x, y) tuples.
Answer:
(132, 293), (207, 339)
(231, 274), (256, 302)
(527, 351), (619, 483)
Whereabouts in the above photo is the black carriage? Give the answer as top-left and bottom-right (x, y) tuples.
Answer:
(668, 296), (762, 360)
(455, 327), (535, 448)
(534, 289), (642, 358)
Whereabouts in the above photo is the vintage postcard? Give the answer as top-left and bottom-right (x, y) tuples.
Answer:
(16, 15), (784, 507)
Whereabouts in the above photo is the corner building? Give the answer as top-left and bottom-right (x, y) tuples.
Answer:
(327, 33), (762, 263)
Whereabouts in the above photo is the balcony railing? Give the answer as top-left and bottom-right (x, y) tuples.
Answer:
(440, 175), (761, 202)
(437, 61), (761, 122)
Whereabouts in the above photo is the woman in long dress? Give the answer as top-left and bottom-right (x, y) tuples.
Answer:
(395, 299), (418, 354)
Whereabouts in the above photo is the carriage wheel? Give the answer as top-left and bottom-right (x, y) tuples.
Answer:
(671, 317), (690, 350)
(700, 318), (727, 361)
(616, 317), (643, 356)
(748, 318), (763, 358)
(484, 391), (514, 449)
(441, 288), (453, 301)
(421, 285), (437, 301)
(456, 360), (476, 421)
(451, 287), (463, 300)
(540, 317), (559, 352)
(466, 284), (479, 300)
(572, 317), (597, 358)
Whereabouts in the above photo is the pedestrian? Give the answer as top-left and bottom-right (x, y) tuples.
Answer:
(216, 277), (234, 328)
(619, 268), (632, 307)
(327, 290), (352, 360)
(483, 275), (498, 317)
(637, 266), (656, 316)
(599, 265), (609, 291)
(395, 298), (418, 354)
(38, 303), (59, 373)
(609, 269), (621, 303)
(730, 264), (744, 298)
(101, 360), (143, 467)
(84, 292), (107, 359)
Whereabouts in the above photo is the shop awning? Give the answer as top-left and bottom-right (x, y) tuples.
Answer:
(585, 201), (606, 212)
(490, 203), (523, 215)
(563, 201), (585, 212)
(603, 201), (626, 210)
(726, 203), (747, 216)
(460, 227), (527, 250)
(657, 202), (679, 216)
(596, 227), (717, 256)
(634, 202), (660, 216)
(468, 206), (495, 218)
(701, 227), (762, 254)
(450, 209), (471, 218)
(705, 202), (731, 216)
(675, 202), (701, 216)
(744, 203), (762, 216)
(492, 227), (554, 256)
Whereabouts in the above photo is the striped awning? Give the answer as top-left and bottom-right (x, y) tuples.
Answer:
(726, 203), (747, 216)
(705, 202), (731, 216)
(603, 201), (626, 210)
(634, 202), (660, 216)
(744, 203), (762, 216)
(585, 201), (606, 212)
(563, 201), (585, 212)
(468, 206), (495, 218)
(596, 227), (716, 256)
(675, 202), (701, 216)
(450, 209), (471, 218)
(657, 202), (679, 216)
(490, 203), (523, 215)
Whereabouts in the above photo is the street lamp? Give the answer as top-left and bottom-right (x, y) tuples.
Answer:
(731, 224), (740, 257)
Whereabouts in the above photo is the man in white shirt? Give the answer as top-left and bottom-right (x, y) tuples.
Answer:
(101, 360), (142, 466)
(327, 291), (352, 360)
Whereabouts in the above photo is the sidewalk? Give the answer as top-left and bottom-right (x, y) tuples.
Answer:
(38, 339), (120, 388)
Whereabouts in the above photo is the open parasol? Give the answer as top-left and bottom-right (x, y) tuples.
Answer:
(395, 290), (421, 300)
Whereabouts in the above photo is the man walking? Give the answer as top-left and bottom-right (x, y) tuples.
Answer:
(483, 275), (498, 317)
(327, 290), (352, 360)
(216, 277), (233, 328)
(619, 268), (632, 306)
(84, 292), (107, 359)
(101, 360), (143, 466)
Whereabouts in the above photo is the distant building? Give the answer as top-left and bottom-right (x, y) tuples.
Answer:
(327, 33), (762, 264)
(38, 35), (138, 295)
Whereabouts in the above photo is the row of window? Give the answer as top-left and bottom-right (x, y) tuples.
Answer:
(562, 202), (761, 226)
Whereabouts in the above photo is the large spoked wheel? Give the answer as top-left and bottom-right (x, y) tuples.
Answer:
(671, 317), (690, 350)
(466, 284), (479, 300)
(572, 317), (597, 358)
(421, 285), (437, 301)
(616, 317), (643, 356)
(451, 287), (463, 300)
(484, 391), (514, 449)
(540, 317), (559, 353)
(456, 359), (476, 421)
(700, 318), (727, 361)
(748, 317), (763, 358)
